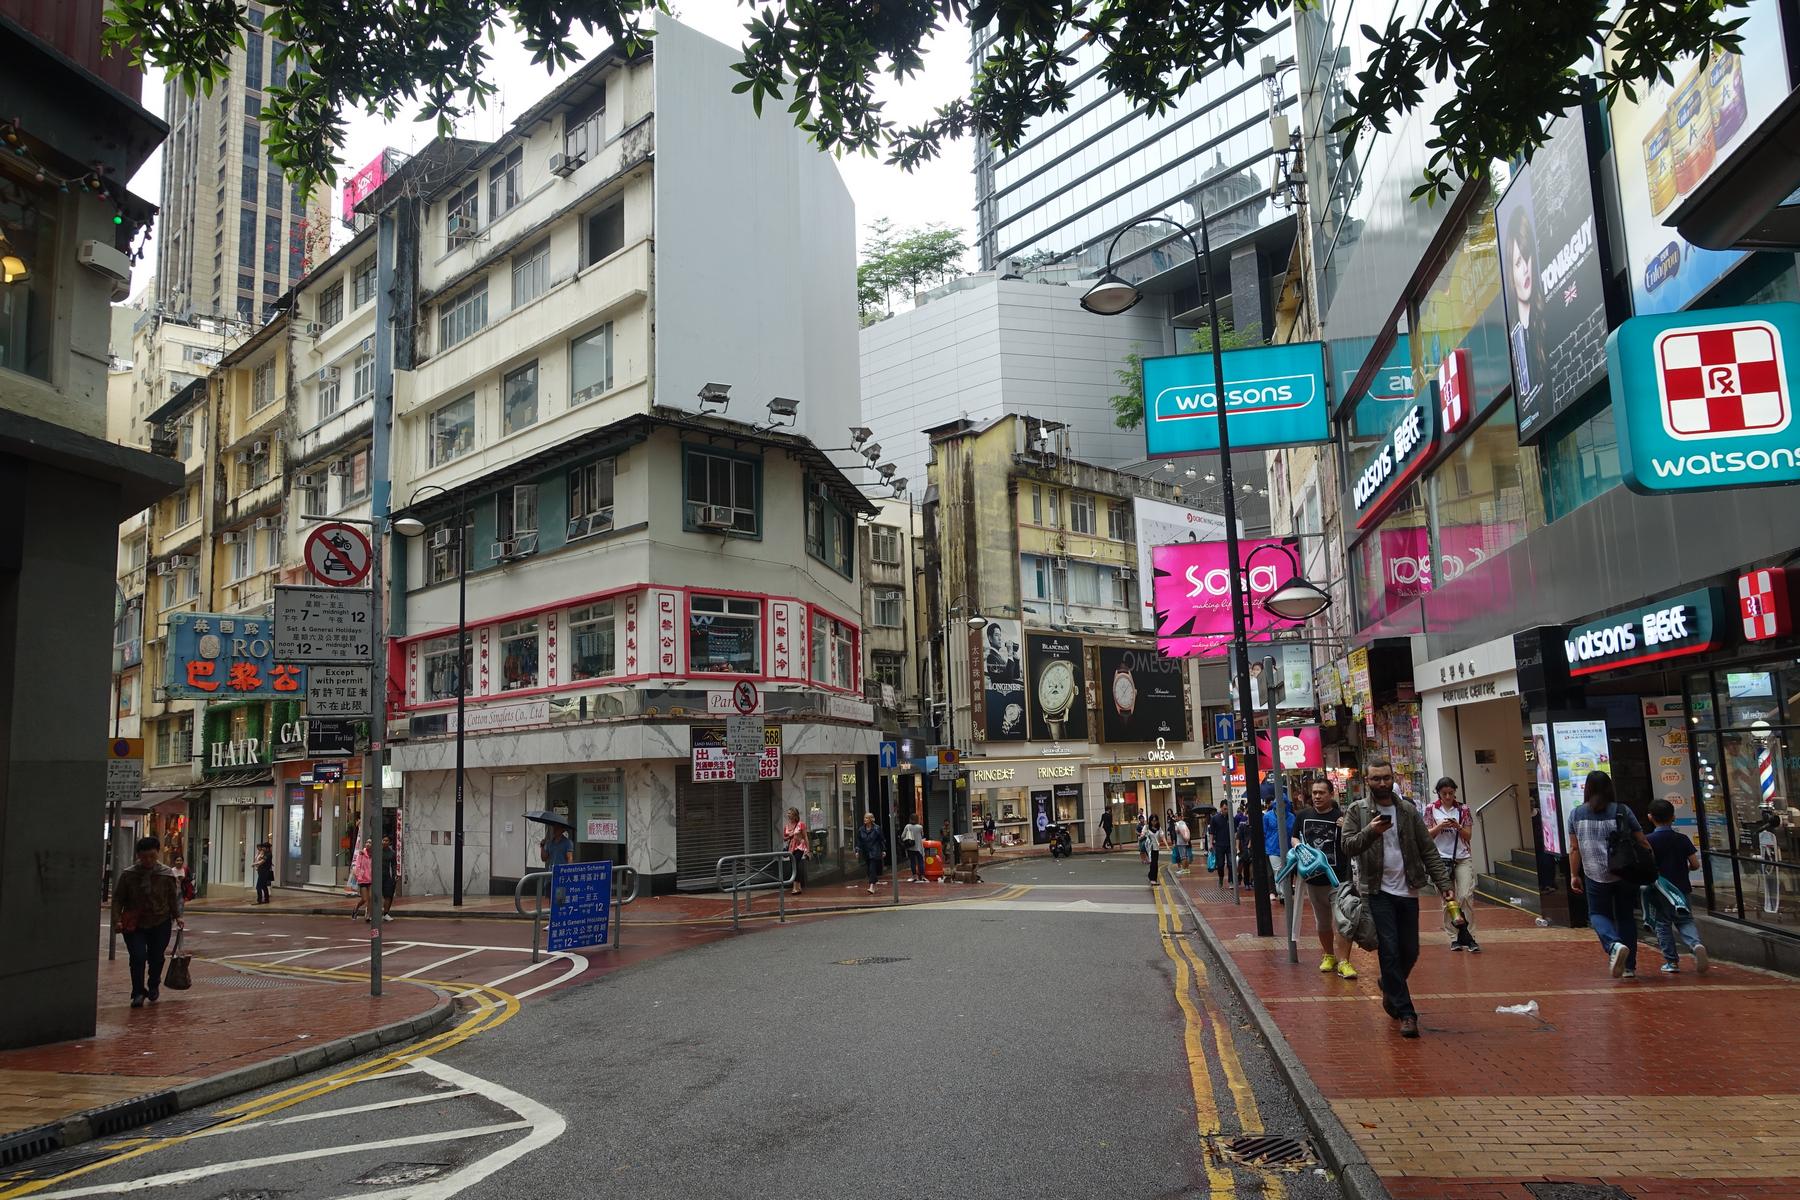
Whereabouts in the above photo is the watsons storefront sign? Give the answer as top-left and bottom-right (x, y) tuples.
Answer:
(1562, 588), (1728, 676)
(1352, 401), (1437, 528)
(1143, 342), (1330, 456)
(1608, 302), (1800, 493)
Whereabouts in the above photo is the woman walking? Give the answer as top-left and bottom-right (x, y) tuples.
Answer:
(112, 836), (183, 1008)
(1140, 816), (1163, 884)
(856, 812), (886, 895)
(252, 841), (274, 904)
(783, 807), (810, 896)
(379, 835), (400, 921)
(349, 838), (373, 920)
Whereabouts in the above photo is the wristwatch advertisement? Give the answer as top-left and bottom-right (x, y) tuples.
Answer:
(1026, 634), (1088, 743)
(1112, 665), (1137, 718)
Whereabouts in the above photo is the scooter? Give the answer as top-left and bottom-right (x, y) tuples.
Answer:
(1048, 822), (1073, 859)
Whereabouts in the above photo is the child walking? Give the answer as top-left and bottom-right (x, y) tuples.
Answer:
(1645, 799), (1708, 974)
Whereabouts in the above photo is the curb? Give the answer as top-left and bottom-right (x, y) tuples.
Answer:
(1167, 883), (1395, 1200)
(27, 984), (455, 1166)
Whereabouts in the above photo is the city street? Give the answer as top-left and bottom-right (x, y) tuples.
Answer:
(5, 856), (1342, 1200)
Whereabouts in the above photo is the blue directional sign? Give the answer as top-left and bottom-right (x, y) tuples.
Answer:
(547, 861), (611, 951)
(1212, 713), (1237, 745)
(1143, 341), (1331, 457)
(878, 740), (900, 771)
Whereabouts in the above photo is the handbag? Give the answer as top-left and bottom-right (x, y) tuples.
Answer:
(1605, 805), (1659, 885)
(163, 927), (193, 991)
(1206, 849), (1217, 871)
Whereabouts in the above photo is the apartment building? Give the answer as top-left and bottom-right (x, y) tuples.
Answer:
(371, 18), (876, 897)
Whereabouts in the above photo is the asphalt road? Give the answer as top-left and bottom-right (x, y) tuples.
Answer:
(25, 854), (1344, 1200)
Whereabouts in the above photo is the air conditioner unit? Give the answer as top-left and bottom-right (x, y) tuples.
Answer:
(548, 152), (580, 178)
(152, 686), (169, 702)
(358, 336), (374, 354)
(429, 529), (453, 550)
(327, 460), (352, 477)
(220, 531), (241, 544)
(695, 505), (735, 530)
(155, 562), (175, 577)
(250, 441), (269, 457)
(1116, 567), (1135, 580)
(295, 472), (323, 488)
(303, 322), (323, 337)
(317, 366), (340, 383)
(169, 555), (198, 569)
(253, 516), (278, 531)
(234, 450), (250, 464)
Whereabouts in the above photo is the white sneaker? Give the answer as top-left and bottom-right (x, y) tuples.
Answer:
(1692, 944), (1709, 974)
(1609, 944), (1629, 977)
(1660, 962), (1679, 973)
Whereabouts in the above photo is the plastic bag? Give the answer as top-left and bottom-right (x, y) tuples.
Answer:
(1495, 1000), (1539, 1017)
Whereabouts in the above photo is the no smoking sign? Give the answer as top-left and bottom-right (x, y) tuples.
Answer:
(304, 522), (372, 587)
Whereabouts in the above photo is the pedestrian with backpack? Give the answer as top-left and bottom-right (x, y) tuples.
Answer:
(1424, 777), (1480, 952)
(1567, 772), (1655, 979)
(1644, 798), (1708, 974)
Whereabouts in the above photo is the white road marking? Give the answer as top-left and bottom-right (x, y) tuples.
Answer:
(228, 931), (256, 936)
(396, 948), (483, 979)
(28, 1123), (531, 1198)
(194, 1089), (474, 1135)
(920, 898), (1160, 914)
(1003, 883), (1156, 891)
(302, 935), (328, 940)
(341, 1057), (566, 1200)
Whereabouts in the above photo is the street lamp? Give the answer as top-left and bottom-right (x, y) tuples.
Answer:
(1242, 542), (1334, 622)
(393, 483), (469, 907)
(1080, 209), (1277, 936)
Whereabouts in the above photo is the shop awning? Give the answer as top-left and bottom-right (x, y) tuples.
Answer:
(122, 788), (198, 813)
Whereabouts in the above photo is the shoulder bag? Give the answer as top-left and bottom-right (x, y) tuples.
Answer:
(163, 927), (194, 990)
(1606, 805), (1659, 885)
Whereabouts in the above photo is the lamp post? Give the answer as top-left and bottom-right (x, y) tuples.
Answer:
(1081, 209), (1275, 935)
(393, 484), (468, 907)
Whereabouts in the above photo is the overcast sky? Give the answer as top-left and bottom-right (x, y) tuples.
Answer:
(124, 3), (977, 298)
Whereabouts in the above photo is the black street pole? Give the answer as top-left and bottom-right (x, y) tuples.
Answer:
(452, 498), (467, 907)
(1193, 207), (1272, 938)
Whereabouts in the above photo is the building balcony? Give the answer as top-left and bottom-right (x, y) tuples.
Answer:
(224, 476), (283, 525)
(294, 396), (373, 467)
(224, 573), (274, 613)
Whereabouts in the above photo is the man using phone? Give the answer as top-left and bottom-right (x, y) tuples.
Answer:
(1342, 759), (1455, 1038)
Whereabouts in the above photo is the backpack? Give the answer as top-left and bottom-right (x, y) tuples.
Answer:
(1332, 881), (1378, 950)
(1605, 804), (1658, 885)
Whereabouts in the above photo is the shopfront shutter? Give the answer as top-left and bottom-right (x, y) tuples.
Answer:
(676, 771), (776, 889)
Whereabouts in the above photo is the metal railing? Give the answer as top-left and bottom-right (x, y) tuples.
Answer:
(715, 851), (797, 932)
(514, 864), (641, 963)
(1473, 783), (1519, 876)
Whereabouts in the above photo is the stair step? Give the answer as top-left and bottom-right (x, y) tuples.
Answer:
(1508, 847), (1540, 871)
(1476, 877), (1542, 915)
(1492, 859), (1540, 888)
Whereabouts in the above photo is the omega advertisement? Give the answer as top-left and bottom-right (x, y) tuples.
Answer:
(1026, 634), (1088, 743)
(979, 618), (1026, 742)
(1099, 646), (1189, 744)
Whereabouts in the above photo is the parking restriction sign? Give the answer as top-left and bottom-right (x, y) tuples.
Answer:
(304, 522), (373, 587)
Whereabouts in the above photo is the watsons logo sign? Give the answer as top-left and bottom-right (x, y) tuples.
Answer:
(1562, 588), (1728, 676)
(1352, 403), (1435, 527)
(1143, 342), (1330, 457)
(1609, 302), (1800, 493)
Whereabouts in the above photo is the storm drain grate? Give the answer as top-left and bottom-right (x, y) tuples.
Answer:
(0, 1124), (61, 1169)
(148, 1112), (228, 1137)
(209, 975), (307, 990)
(1526, 1184), (1637, 1200)
(87, 1092), (177, 1137)
(1208, 1134), (1314, 1171)
(833, 956), (911, 966)
(352, 1161), (450, 1186)
(1, 1145), (126, 1182)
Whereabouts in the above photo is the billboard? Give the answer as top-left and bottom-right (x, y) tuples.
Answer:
(1608, 302), (1800, 493)
(1025, 633), (1087, 742)
(978, 618), (1026, 742)
(340, 151), (392, 223)
(1151, 539), (1305, 657)
(1131, 495), (1231, 631)
(1251, 725), (1325, 771)
(1098, 646), (1190, 743)
(1606, 2), (1790, 316)
(1496, 109), (1610, 441)
(166, 611), (306, 700)
(1142, 342), (1331, 457)
(1232, 643), (1317, 711)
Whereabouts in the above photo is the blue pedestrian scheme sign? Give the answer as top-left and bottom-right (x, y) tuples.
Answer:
(547, 861), (612, 951)
(1608, 302), (1800, 494)
(1142, 342), (1330, 457)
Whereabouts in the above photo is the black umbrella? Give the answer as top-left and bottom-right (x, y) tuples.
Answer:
(523, 810), (573, 829)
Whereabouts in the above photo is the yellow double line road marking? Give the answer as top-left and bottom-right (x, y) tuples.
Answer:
(1151, 880), (1283, 1198)
(0, 961), (520, 1199)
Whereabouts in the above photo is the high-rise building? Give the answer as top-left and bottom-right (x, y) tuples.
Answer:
(153, 25), (309, 323)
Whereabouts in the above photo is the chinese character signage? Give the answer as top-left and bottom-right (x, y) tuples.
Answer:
(1561, 588), (1728, 676)
(166, 611), (306, 700)
(1608, 302), (1800, 493)
(691, 725), (780, 782)
(1142, 342), (1330, 457)
(1350, 399), (1438, 529)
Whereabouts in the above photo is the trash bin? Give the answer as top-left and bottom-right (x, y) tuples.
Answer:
(922, 839), (945, 881)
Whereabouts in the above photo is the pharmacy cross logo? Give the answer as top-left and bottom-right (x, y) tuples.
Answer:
(1654, 321), (1791, 440)
(1438, 348), (1471, 434)
(1738, 568), (1791, 642)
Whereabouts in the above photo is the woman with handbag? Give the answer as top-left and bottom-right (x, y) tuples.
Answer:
(253, 841), (274, 905)
(112, 836), (184, 1008)
(1567, 772), (1655, 978)
(349, 839), (373, 920)
(782, 807), (809, 897)
(856, 812), (886, 895)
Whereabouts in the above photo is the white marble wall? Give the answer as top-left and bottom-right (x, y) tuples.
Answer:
(399, 769), (491, 899)
(624, 761), (677, 877)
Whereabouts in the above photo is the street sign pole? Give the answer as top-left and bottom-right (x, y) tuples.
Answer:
(887, 768), (899, 905)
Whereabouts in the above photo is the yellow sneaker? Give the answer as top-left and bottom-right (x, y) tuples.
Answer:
(1336, 959), (1358, 980)
(1318, 955), (1337, 973)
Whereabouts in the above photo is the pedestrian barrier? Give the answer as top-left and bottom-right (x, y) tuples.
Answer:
(514, 864), (640, 962)
(714, 851), (796, 932)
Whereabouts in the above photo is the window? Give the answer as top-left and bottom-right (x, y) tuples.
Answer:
(175, 488), (192, 528)
(250, 362), (275, 411)
(870, 525), (901, 564)
(874, 589), (902, 628)
(511, 241), (550, 307)
(240, 160), (258, 205)
(242, 121), (259, 157)
(502, 361), (538, 434)
(564, 85), (606, 159)
(352, 256), (377, 308)
(318, 374), (340, 420)
(689, 596), (761, 673)
(264, 213), (281, 274)
(162, 571), (177, 607)
(426, 512), (474, 585)
(496, 484), (538, 542)
(1069, 492), (1095, 534)
(269, 40), (288, 88)
(317, 280), (343, 328)
(178, 417), (195, 459)
(1110, 569), (1132, 609)
(129, 538), (147, 569)
(1107, 501), (1133, 541)
(0, 173), (57, 380)
(241, 450), (270, 491)
(870, 651), (904, 692)
(488, 146), (522, 219)
(245, 32), (263, 90)
(568, 459), (615, 537)
(569, 602), (615, 679)
(230, 534), (253, 580)
(1068, 561), (1102, 606)
(157, 715), (194, 767)
(422, 633), (470, 700)
(445, 179), (478, 249)
(429, 394), (475, 465)
(238, 209), (255, 266)
(342, 449), (370, 503)
(805, 486), (853, 577)
(498, 619), (540, 690)
(584, 202), (624, 266)
(810, 612), (855, 686)
(1045, 489), (1060, 528)
(437, 280), (488, 349)
(570, 322), (613, 404)
(352, 352), (375, 403)
(298, 474), (325, 516)
(684, 449), (759, 535)
(265, 167), (284, 209)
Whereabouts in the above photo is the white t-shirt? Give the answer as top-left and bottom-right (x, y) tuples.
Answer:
(902, 823), (924, 849)
(1174, 820), (1191, 846)
(1376, 803), (1409, 897)
(1423, 800), (1470, 862)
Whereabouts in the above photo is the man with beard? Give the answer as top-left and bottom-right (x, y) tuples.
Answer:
(1341, 760), (1454, 1038)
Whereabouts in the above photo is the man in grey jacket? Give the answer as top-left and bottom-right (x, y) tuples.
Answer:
(1341, 759), (1454, 1038)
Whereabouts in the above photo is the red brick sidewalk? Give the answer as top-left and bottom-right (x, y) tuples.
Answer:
(1173, 874), (1800, 1199)
(0, 950), (445, 1141)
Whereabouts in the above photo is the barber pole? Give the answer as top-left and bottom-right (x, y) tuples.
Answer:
(1760, 744), (1777, 803)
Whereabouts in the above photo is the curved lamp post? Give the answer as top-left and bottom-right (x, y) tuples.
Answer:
(392, 484), (469, 906)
